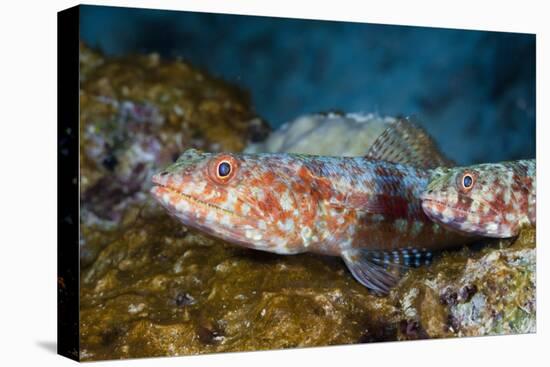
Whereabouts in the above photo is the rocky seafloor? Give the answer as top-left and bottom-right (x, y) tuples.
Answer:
(78, 44), (536, 361)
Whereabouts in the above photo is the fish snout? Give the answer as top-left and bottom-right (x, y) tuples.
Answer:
(420, 189), (434, 202)
(420, 192), (453, 225)
(151, 170), (171, 186)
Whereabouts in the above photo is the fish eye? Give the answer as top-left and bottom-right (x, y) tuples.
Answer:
(217, 161), (231, 177)
(208, 154), (239, 184)
(462, 173), (474, 190)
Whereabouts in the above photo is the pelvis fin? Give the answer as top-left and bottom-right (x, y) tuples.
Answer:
(341, 247), (434, 295)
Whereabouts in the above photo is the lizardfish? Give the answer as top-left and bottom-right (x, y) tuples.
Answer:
(150, 119), (476, 294)
(421, 160), (536, 238)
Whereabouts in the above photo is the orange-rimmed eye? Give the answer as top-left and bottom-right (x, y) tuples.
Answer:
(208, 154), (239, 184)
(217, 160), (232, 178)
(458, 171), (476, 192)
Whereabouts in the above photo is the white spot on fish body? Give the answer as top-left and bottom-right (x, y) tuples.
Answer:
(271, 237), (291, 254)
(318, 227), (331, 241)
(251, 187), (265, 201)
(393, 219), (408, 232)
(442, 208), (454, 222)
(244, 228), (263, 242)
(220, 214), (232, 226)
(277, 218), (295, 232)
(443, 190), (458, 205)
(458, 222), (470, 231)
(503, 189), (511, 205)
(225, 193), (238, 208)
(206, 211), (217, 222)
(338, 238), (353, 250)
(176, 200), (191, 212)
(371, 214), (385, 223)
(485, 222), (499, 233)
(411, 221), (423, 236)
(328, 197), (340, 206)
(241, 203), (250, 216)
(301, 227), (312, 247)
(274, 236), (287, 247)
(194, 180), (207, 193)
(202, 191), (218, 201)
(280, 192), (293, 211)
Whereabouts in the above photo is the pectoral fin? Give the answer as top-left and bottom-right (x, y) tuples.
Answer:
(366, 117), (453, 169)
(341, 247), (434, 295)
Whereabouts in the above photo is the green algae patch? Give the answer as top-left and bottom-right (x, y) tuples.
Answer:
(391, 227), (535, 339)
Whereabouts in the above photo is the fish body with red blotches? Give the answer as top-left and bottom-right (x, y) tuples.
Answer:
(421, 160), (536, 238)
(150, 134), (475, 294)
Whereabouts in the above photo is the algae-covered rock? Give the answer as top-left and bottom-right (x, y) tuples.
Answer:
(391, 228), (535, 339)
(80, 209), (398, 360)
(80, 205), (535, 360)
(79, 42), (105, 82)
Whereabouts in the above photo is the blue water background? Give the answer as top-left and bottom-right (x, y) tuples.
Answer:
(80, 5), (535, 165)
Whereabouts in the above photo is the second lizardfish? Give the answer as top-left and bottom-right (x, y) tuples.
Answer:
(421, 160), (536, 238)
(150, 119), (476, 294)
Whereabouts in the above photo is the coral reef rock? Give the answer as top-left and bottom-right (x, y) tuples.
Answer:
(245, 112), (394, 156)
(80, 209), (535, 360)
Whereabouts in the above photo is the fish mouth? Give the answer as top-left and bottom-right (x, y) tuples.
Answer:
(150, 183), (240, 218)
(421, 193), (501, 221)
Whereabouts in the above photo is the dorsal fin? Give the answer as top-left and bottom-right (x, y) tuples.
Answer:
(366, 117), (453, 169)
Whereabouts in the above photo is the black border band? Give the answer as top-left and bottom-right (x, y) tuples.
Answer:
(57, 5), (80, 361)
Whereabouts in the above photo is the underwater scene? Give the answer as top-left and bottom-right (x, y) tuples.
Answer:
(78, 5), (536, 361)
